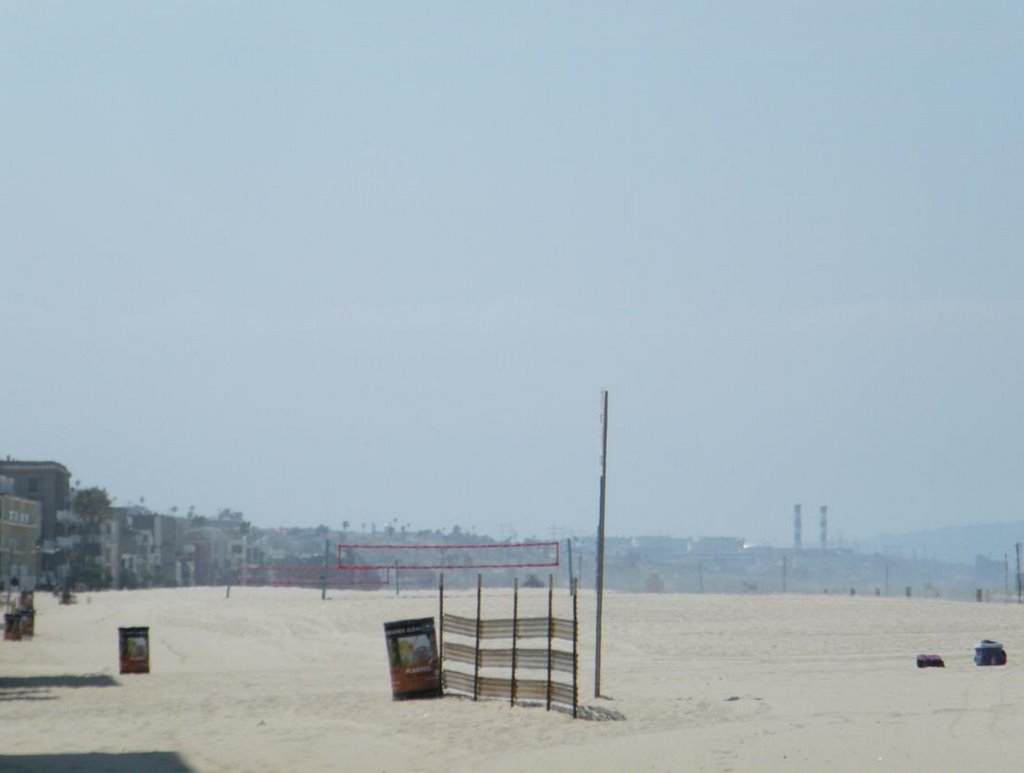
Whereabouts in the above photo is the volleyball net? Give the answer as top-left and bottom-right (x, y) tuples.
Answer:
(337, 541), (560, 571)
(236, 564), (388, 589)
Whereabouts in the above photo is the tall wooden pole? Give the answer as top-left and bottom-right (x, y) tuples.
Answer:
(1005, 554), (1010, 599)
(566, 538), (574, 597)
(595, 389), (609, 699)
(438, 573), (445, 674)
(321, 539), (329, 600)
(1016, 543), (1022, 604)
(546, 574), (554, 711)
(572, 577), (579, 718)
(511, 577), (519, 707)
(473, 574), (482, 701)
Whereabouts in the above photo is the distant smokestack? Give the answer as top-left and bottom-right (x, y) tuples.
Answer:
(820, 505), (828, 552)
(793, 504), (802, 550)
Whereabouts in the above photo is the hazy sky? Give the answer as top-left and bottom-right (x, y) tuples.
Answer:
(3, 3), (1021, 545)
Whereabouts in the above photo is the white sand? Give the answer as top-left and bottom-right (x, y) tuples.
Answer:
(2, 585), (1023, 772)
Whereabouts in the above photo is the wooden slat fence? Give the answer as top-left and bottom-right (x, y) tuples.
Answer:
(439, 574), (578, 717)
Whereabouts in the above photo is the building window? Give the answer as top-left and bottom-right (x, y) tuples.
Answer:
(27, 478), (40, 494)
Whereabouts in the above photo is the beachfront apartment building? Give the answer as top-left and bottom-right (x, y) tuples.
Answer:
(0, 476), (43, 590)
(98, 507), (191, 588)
(90, 507), (254, 589)
(132, 511), (188, 585)
(0, 458), (71, 546)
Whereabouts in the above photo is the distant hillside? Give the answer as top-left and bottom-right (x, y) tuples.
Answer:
(859, 521), (1024, 565)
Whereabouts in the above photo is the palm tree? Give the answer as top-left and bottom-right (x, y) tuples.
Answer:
(71, 487), (113, 588)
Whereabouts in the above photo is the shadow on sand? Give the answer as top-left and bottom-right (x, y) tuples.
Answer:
(0, 674), (119, 690)
(0, 674), (119, 702)
(0, 752), (195, 772)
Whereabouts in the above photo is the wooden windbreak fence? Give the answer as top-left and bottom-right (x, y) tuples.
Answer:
(439, 574), (579, 718)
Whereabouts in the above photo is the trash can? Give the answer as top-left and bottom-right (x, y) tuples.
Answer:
(118, 627), (150, 674)
(4, 612), (22, 641)
(974, 639), (1007, 666)
(19, 609), (34, 638)
(383, 618), (441, 700)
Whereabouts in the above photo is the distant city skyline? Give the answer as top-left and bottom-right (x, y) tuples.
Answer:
(4, 3), (1022, 546)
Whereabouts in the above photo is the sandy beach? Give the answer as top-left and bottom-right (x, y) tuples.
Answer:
(2, 585), (1023, 772)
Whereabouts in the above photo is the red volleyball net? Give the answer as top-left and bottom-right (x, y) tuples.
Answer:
(337, 541), (560, 571)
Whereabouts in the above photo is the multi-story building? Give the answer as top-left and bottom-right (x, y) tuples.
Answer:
(0, 475), (42, 590)
(0, 458), (71, 550)
(100, 507), (189, 588)
(127, 510), (187, 586)
(185, 526), (230, 585)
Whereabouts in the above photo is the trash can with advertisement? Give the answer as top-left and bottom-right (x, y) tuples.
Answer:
(974, 639), (1007, 666)
(19, 591), (34, 637)
(4, 612), (22, 641)
(19, 609), (34, 637)
(118, 626), (150, 674)
(383, 617), (441, 700)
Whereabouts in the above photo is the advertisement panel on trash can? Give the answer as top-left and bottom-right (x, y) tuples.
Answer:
(119, 626), (151, 674)
(383, 618), (441, 700)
